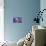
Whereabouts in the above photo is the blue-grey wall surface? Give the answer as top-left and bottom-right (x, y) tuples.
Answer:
(4, 0), (40, 42)
(40, 0), (46, 27)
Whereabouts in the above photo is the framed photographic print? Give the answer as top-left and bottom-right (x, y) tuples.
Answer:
(13, 17), (22, 23)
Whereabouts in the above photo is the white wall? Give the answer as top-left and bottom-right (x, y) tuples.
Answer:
(0, 0), (4, 42)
